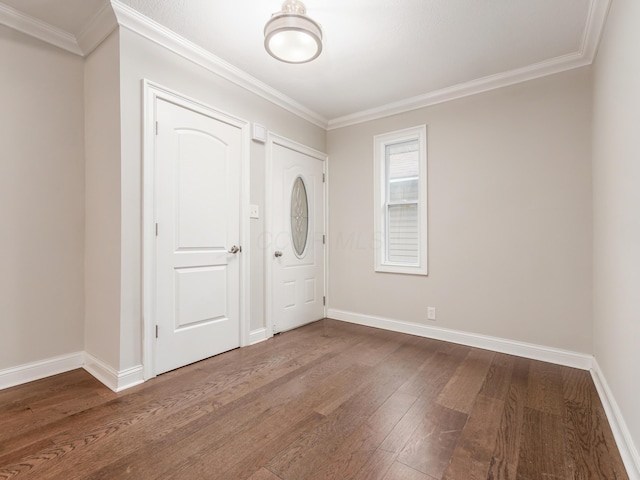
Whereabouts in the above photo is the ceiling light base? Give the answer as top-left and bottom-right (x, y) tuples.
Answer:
(264, 0), (322, 64)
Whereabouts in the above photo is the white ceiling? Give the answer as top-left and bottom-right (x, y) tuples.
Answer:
(0, 0), (610, 128)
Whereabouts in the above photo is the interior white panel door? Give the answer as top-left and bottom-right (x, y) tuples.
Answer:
(271, 142), (325, 333)
(155, 98), (241, 375)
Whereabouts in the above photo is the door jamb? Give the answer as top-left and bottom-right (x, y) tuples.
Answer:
(142, 80), (251, 381)
(265, 133), (328, 338)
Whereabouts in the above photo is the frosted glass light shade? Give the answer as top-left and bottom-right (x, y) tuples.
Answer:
(264, 2), (322, 64)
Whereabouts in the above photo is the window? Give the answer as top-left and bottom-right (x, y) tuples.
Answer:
(374, 125), (427, 275)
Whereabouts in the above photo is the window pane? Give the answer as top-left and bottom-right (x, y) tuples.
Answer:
(389, 178), (419, 202)
(387, 204), (418, 264)
(386, 140), (419, 202)
(291, 176), (309, 257)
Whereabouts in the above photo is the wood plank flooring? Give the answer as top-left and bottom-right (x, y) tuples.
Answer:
(0, 320), (629, 479)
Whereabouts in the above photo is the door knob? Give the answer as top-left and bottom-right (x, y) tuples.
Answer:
(274, 251), (283, 258)
(228, 245), (241, 254)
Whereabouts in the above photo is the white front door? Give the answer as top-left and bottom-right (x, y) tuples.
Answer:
(270, 138), (326, 333)
(154, 98), (242, 375)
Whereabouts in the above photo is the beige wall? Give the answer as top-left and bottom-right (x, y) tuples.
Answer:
(0, 26), (85, 368)
(593, 0), (640, 457)
(0, 21), (326, 376)
(84, 31), (122, 368)
(116, 27), (326, 370)
(328, 67), (593, 353)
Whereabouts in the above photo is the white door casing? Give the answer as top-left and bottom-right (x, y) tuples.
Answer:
(143, 82), (249, 378)
(266, 135), (327, 334)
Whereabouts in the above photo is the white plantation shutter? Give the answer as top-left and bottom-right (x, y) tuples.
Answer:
(373, 125), (427, 275)
(388, 204), (418, 263)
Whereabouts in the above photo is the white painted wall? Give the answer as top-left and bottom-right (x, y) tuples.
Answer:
(0, 25), (85, 369)
(327, 67), (593, 354)
(115, 27), (326, 370)
(84, 30), (122, 369)
(592, 0), (640, 461)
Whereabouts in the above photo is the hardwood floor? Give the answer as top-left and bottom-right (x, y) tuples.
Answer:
(0, 320), (629, 479)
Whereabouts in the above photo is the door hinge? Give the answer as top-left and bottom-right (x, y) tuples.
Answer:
(155, 121), (159, 135)
(322, 234), (325, 245)
(155, 325), (158, 338)
(322, 173), (325, 183)
(323, 296), (326, 306)
(155, 223), (158, 236)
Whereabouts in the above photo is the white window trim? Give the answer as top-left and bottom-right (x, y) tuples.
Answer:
(373, 125), (428, 275)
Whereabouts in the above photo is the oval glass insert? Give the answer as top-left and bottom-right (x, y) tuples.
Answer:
(291, 176), (309, 257)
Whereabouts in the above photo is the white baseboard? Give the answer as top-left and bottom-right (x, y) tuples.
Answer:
(0, 352), (84, 390)
(591, 360), (640, 480)
(327, 309), (593, 370)
(83, 352), (144, 392)
(0, 351), (144, 393)
(249, 327), (270, 345)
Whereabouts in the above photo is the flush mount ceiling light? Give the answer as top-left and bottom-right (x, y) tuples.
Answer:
(264, 0), (323, 64)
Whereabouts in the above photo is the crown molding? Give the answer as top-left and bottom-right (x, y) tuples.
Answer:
(327, 52), (589, 130)
(0, 0), (327, 128)
(581, 0), (613, 61)
(0, 0), (116, 56)
(76, 2), (118, 56)
(110, 0), (328, 129)
(0, 1), (82, 55)
(1, 0), (611, 130)
(327, 0), (612, 130)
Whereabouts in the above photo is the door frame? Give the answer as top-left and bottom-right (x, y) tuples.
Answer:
(142, 80), (251, 380)
(265, 133), (328, 337)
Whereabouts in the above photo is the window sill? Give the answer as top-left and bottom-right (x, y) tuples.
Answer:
(375, 263), (428, 276)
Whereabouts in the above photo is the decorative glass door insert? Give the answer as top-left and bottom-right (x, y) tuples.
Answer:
(291, 176), (309, 257)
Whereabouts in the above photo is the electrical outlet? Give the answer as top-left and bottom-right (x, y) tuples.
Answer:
(427, 307), (436, 321)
